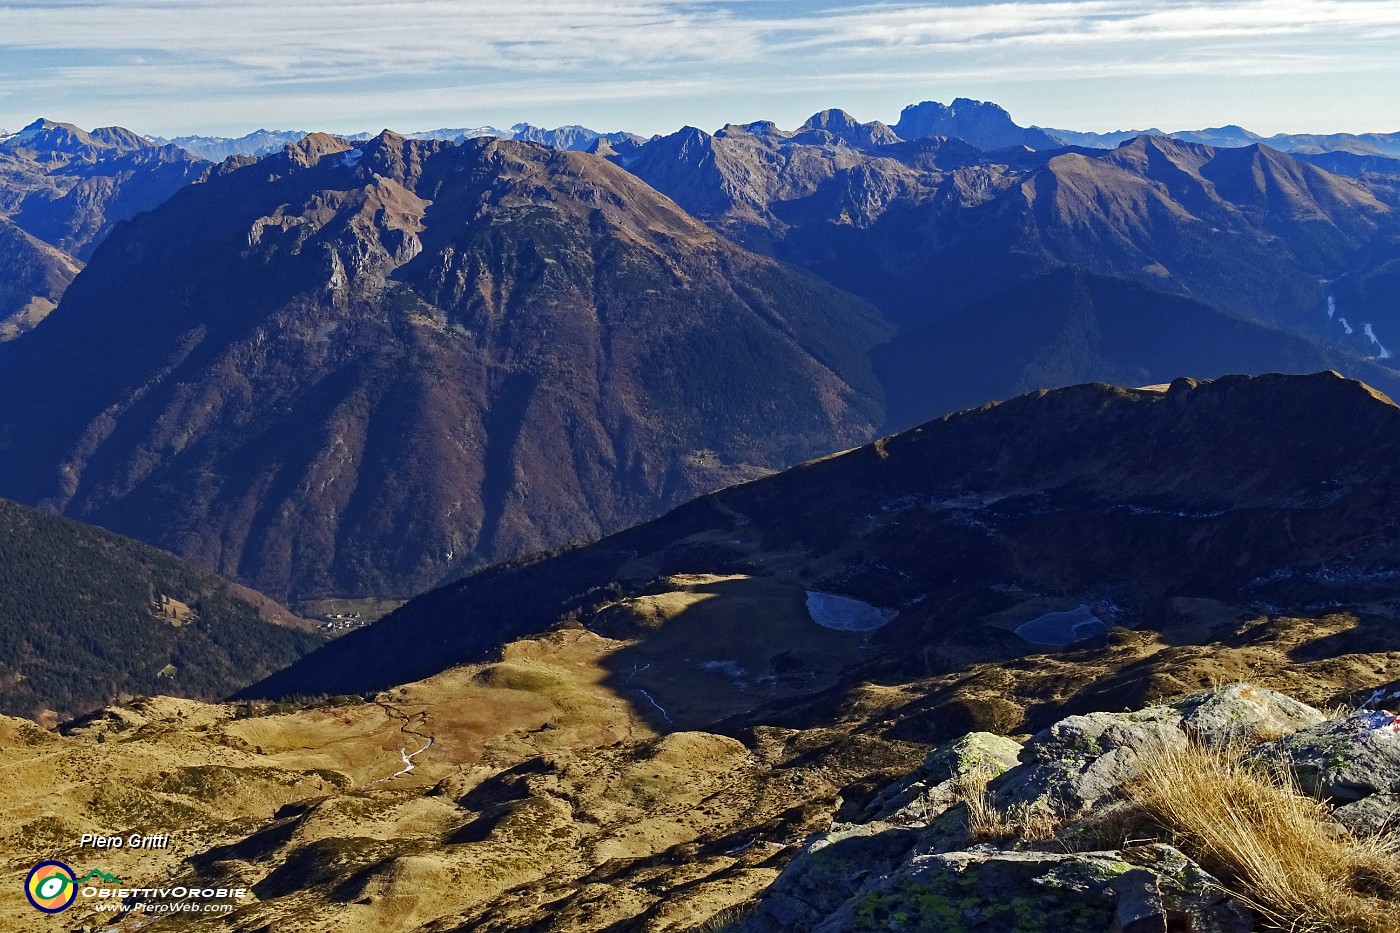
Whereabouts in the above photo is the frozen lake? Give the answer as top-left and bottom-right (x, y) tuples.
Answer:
(1014, 605), (1108, 647)
(806, 591), (889, 632)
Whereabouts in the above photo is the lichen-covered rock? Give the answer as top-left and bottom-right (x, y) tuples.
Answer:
(863, 732), (1023, 825)
(1334, 791), (1400, 835)
(739, 733), (1023, 932)
(812, 844), (1252, 933)
(1253, 710), (1400, 802)
(991, 706), (1187, 815)
(735, 823), (922, 933)
(990, 686), (1327, 817)
(1173, 684), (1325, 746)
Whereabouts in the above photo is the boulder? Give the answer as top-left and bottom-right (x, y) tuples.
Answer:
(742, 732), (1022, 932)
(1334, 791), (1400, 835)
(992, 706), (1187, 814)
(1253, 710), (1400, 802)
(1174, 684), (1325, 746)
(735, 823), (922, 932)
(863, 732), (1023, 825)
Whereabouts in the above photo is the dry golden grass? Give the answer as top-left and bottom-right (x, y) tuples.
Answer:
(695, 901), (757, 932)
(1127, 742), (1400, 933)
(954, 764), (1062, 844)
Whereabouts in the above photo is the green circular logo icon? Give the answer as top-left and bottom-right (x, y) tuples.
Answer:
(26, 861), (77, 913)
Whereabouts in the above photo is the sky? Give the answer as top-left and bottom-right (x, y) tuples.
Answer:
(1, 0), (1398, 139)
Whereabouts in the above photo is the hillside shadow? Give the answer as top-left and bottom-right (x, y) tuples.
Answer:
(1285, 610), (1400, 663)
(596, 575), (873, 733)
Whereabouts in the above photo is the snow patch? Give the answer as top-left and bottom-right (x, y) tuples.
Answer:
(637, 688), (675, 726)
(340, 148), (363, 167)
(1364, 322), (1392, 359)
(1327, 295), (1336, 319)
(805, 591), (889, 631)
(1340, 316), (1354, 335)
(2, 122), (48, 147)
(368, 736), (433, 784)
(701, 659), (745, 679)
(1014, 605), (1108, 648)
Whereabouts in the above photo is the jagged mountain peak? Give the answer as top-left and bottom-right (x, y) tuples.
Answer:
(803, 108), (862, 130)
(280, 131), (355, 168)
(88, 125), (152, 151)
(893, 97), (1062, 151)
(1094, 133), (1391, 216)
(671, 124), (714, 146)
(799, 109), (902, 147)
(1113, 131), (1212, 155)
(715, 120), (788, 140)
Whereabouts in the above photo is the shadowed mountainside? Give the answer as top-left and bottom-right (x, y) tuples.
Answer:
(0, 497), (321, 722)
(10, 373), (1400, 932)
(245, 371), (1400, 707)
(873, 269), (1400, 430)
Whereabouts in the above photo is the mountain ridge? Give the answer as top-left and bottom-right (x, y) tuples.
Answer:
(243, 370), (1400, 702)
(0, 117), (208, 335)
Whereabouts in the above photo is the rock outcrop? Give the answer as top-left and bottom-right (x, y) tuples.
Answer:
(1252, 710), (1400, 823)
(736, 685), (1399, 932)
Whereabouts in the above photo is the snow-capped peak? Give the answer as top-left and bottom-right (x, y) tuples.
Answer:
(1, 119), (55, 147)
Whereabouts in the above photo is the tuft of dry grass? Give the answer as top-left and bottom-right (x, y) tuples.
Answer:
(695, 901), (756, 932)
(954, 765), (1062, 844)
(1126, 741), (1400, 933)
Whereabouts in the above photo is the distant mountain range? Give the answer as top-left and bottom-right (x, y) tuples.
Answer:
(149, 123), (648, 161)
(616, 111), (1400, 413)
(3, 99), (1400, 604)
(1045, 122), (1400, 157)
(134, 98), (1400, 162)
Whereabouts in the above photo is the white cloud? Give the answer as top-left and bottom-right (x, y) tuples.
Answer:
(1, 0), (1397, 135)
